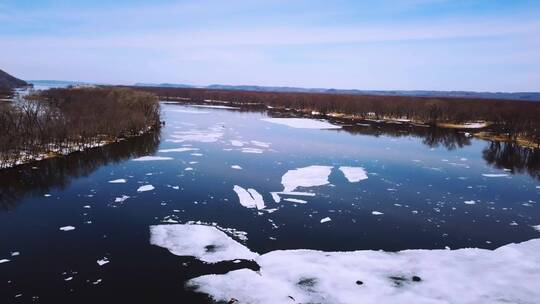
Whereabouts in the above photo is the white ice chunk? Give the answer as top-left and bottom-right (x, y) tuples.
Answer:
(241, 148), (263, 154)
(108, 179), (126, 184)
(339, 166), (368, 182)
(262, 118), (341, 129)
(284, 198), (308, 204)
(251, 140), (270, 148)
(191, 105), (238, 109)
(59, 226), (75, 231)
(137, 185), (155, 192)
(169, 109), (209, 114)
(464, 200), (476, 205)
(281, 166), (333, 192)
(372, 211), (384, 215)
(132, 156), (173, 161)
(115, 195), (130, 203)
(0, 259), (9, 264)
(158, 147), (198, 153)
(320, 217), (332, 223)
(230, 140), (245, 147)
(233, 186), (266, 210)
(97, 258), (109, 266)
(482, 173), (509, 178)
(185, 226), (540, 304)
(167, 129), (223, 143)
(150, 224), (258, 263)
(231, 165), (243, 170)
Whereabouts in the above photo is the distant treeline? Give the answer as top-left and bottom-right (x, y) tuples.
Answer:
(0, 87), (160, 168)
(131, 86), (540, 145)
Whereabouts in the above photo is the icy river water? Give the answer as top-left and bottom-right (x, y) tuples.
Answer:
(1, 103), (539, 303)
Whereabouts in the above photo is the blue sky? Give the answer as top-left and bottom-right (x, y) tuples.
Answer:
(1, 0), (539, 91)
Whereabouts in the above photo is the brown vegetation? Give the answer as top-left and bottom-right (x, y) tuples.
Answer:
(132, 86), (540, 146)
(0, 87), (160, 168)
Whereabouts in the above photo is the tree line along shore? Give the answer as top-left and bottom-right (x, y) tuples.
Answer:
(131, 86), (540, 147)
(0, 87), (161, 169)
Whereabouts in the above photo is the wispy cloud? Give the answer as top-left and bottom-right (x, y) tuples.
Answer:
(1, 0), (539, 91)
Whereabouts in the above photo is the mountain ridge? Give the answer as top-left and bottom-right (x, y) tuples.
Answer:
(0, 69), (28, 88)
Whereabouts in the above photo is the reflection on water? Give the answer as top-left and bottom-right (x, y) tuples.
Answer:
(0, 132), (160, 210)
(1, 109), (539, 211)
(483, 141), (540, 180)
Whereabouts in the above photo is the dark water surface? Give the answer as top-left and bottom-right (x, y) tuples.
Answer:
(1, 103), (539, 303)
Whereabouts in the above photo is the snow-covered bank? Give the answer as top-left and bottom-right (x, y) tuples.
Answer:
(150, 224), (540, 304)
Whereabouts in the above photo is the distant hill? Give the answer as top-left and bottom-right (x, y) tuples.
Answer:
(33, 80), (540, 102)
(134, 82), (540, 102)
(0, 69), (28, 88)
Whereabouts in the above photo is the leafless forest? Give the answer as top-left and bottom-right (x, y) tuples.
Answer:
(134, 86), (540, 145)
(0, 87), (160, 168)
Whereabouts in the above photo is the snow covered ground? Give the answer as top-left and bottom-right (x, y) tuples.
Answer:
(151, 224), (540, 304)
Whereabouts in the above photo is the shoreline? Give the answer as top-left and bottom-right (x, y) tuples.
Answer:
(162, 99), (540, 149)
(0, 126), (161, 171)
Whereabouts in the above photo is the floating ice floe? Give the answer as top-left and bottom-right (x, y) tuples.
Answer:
(132, 156), (173, 161)
(339, 166), (368, 182)
(241, 148), (264, 154)
(191, 105), (239, 109)
(270, 191), (315, 203)
(320, 217), (332, 223)
(482, 173), (509, 178)
(233, 186), (266, 210)
(59, 226), (75, 231)
(169, 109), (209, 114)
(284, 198), (307, 204)
(372, 211), (384, 215)
(114, 195), (130, 203)
(231, 165), (242, 170)
(251, 140), (270, 148)
(97, 258), (109, 266)
(158, 147), (199, 153)
(173, 225), (540, 304)
(464, 200), (476, 205)
(108, 179), (126, 184)
(137, 185), (155, 192)
(262, 118), (341, 129)
(531, 225), (540, 232)
(167, 129), (223, 143)
(281, 166), (333, 192)
(230, 140), (245, 147)
(0, 259), (10, 264)
(150, 224), (257, 263)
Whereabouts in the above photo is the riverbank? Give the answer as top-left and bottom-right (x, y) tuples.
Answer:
(0, 87), (161, 170)
(161, 99), (539, 149)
